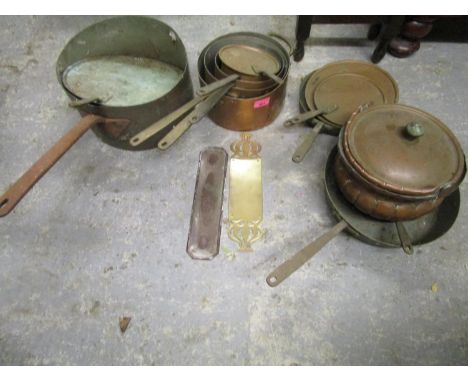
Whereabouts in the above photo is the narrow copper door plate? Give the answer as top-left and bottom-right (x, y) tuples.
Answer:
(228, 133), (264, 251)
(187, 147), (228, 260)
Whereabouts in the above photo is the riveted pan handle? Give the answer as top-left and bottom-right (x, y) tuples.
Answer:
(130, 75), (239, 147)
(284, 105), (337, 128)
(266, 220), (348, 287)
(158, 83), (233, 150)
(68, 95), (112, 108)
(0, 114), (129, 217)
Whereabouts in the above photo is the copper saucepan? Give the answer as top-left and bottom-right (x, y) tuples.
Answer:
(203, 34), (289, 90)
(0, 16), (193, 217)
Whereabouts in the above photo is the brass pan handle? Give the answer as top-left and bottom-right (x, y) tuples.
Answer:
(266, 220), (348, 287)
(0, 115), (129, 217)
(292, 121), (325, 163)
(129, 75), (239, 147)
(284, 105), (337, 128)
(251, 66), (284, 85)
(158, 84), (233, 150)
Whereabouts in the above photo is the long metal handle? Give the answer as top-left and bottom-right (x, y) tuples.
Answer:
(292, 122), (324, 163)
(196, 74), (238, 96)
(284, 105), (337, 128)
(0, 114), (129, 217)
(129, 96), (204, 147)
(130, 75), (239, 147)
(158, 84), (233, 150)
(266, 220), (348, 287)
(284, 109), (324, 128)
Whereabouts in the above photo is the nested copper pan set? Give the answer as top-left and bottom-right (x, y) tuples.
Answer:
(0, 17), (466, 289)
(197, 32), (291, 131)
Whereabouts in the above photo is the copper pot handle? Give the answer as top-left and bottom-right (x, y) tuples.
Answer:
(0, 114), (129, 217)
(266, 220), (348, 287)
(268, 33), (294, 56)
(439, 158), (466, 198)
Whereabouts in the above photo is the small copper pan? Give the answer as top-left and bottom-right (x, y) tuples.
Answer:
(217, 44), (283, 84)
(211, 56), (280, 98)
(203, 34), (288, 90)
(206, 60), (278, 99)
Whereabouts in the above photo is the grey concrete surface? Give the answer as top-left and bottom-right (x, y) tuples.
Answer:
(0, 16), (467, 365)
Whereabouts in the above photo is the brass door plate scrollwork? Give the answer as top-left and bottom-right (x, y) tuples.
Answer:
(228, 133), (264, 252)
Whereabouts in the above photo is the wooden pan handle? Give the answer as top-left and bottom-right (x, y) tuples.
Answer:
(0, 114), (129, 217)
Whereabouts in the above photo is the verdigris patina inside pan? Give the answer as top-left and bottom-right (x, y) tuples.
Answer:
(0, 16), (193, 217)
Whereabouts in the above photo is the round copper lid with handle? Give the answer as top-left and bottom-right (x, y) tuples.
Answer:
(340, 104), (466, 199)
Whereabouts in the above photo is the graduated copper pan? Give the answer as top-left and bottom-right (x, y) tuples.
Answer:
(217, 43), (282, 80)
(208, 61), (278, 98)
(299, 71), (340, 136)
(305, 60), (399, 129)
(211, 56), (280, 98)
(203, 33), (289, 90)
(198, 32), (289, 131)
(205, 39), (286, 89)
(214, 55), (283, 90)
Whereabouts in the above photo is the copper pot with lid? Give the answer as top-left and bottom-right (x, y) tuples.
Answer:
(336, 104), (466, 221)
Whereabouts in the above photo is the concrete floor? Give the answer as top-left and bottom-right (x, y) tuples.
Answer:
(0, 16), (467, 365)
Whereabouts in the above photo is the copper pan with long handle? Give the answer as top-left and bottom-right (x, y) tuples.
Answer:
(0, 16), (194, 217)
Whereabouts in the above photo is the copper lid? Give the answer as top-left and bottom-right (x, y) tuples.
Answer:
(341, 104), (466, 198)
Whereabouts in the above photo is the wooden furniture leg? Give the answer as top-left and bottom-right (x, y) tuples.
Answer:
(293, 16), (312, 62)
(371, 16), (405, 63)
(389, 16), (438, 58)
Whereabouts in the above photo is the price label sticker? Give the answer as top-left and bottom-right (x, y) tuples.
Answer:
(254, 97), (270, 109)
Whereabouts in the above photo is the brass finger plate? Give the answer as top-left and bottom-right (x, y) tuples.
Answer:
(187, 147), (228, 260)
(228, 133), (264, 251)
